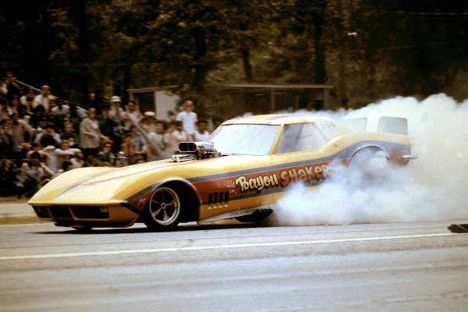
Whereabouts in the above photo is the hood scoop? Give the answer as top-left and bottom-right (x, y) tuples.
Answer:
(172, 142), (221, 163)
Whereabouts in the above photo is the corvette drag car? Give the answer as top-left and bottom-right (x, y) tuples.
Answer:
(29, 114), (415, 231)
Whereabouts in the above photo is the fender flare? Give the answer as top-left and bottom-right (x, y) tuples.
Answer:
(349, 144), (389, 160)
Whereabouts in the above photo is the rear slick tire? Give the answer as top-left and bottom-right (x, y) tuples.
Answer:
(236, 209), (273, 223)
(349, 148), (389, 180)
(72, 225), (93, 233)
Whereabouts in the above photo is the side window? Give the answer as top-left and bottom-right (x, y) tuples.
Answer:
(276, 123), (328, 153)
(315, 120), (338, 139)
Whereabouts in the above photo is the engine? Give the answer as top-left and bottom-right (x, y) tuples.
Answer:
(172, 142), (221, 162)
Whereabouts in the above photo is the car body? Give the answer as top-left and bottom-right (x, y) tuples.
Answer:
(29, 114), (414, 230)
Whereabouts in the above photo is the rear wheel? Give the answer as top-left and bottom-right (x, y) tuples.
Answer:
(72, 225), (93, 232)
(349, 147), (389, 179)
(236, 209), (273, 223)
(143, 187), (182, 230)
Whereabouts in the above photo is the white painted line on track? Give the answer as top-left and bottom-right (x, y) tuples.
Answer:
(0, 232), (462, 261)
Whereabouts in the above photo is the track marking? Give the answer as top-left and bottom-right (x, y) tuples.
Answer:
(0, 232), (462, 261)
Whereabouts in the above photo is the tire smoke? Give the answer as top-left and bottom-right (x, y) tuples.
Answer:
(272, 94), (468, 225)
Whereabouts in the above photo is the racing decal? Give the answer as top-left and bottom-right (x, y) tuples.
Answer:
(235, 174), (280, 192)
(279, 163), (328, 186)
(234, 163), (329, 193)
(124, 189), (154, 213)
(195, 161), (331, 206)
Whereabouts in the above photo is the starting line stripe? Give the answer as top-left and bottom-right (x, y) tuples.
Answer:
(0, 232), (461, 261)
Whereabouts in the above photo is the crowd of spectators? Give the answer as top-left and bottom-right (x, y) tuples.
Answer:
(0, 72), (220, 198)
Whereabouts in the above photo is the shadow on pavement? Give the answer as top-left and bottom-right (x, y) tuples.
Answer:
(34, 221), (269, 235)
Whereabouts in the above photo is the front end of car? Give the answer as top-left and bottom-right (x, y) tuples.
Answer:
(31, 203), (138, 228)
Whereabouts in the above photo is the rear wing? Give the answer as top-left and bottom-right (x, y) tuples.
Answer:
(341, 116), (408, 135)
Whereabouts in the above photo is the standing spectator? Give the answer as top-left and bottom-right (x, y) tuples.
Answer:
(146, 120), (168, 161)
(99, 106), (121, 153)
(11, 113), (32, 144)
(68, 102), (83, 134)
(176, 99), (197, 140)
(60, 121), (79, 147)
(110, 96), (125, 122)
(194, 120), (210, 141)
(51, 98), (70, 131)
(164, 120), (189, 153)
(5, 72), (22, 100)
(124, 101), (142, 129)
(33, 85), (53, 111)
(87, 92), (101, 114)
(79, 108), (104, 159)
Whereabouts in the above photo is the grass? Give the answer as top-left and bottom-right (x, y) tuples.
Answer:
(0, 196), (29, 204)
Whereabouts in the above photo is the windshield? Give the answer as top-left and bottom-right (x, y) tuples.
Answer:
(209, 124), (280, 156)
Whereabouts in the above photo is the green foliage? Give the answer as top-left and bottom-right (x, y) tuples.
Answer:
(2, 0), (468, 109)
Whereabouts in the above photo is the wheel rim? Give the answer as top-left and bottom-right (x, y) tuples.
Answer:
(149, 187), (180, 226)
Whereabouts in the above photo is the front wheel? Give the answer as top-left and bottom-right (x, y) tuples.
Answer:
(143, 187), (182, 230)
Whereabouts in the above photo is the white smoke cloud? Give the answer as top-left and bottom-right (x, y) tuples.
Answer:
(272, 94), (468, 225)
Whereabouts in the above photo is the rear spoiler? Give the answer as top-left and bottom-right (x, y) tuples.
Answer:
(341, 116), (408, 135)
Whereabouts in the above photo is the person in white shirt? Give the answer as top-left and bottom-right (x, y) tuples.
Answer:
(146, 120), (169, 161)
(32, 85), (54, 111)
(124, 100), (142, 129)
(51, 99), (70, 117)
(71, 151), (85, 168)
(176, 99), (197, 139)
(109, 95), (126, 122)
(164, 121), (190, 153)
(54, 139), (81, 171)
(194, 120), (210, 142)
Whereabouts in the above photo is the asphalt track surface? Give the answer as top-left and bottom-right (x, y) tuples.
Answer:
(1, 220), (467, 311)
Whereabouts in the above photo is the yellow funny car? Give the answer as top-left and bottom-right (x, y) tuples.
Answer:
(29, 114), (414, 231)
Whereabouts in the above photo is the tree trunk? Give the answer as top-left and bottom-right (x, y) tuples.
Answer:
(241, 47), (253, 82)
(70, 0), (90, 101)
(313, 11), (326, 84)
(192, 27), (208, 89)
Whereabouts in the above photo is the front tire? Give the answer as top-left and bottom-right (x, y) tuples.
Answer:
(143, 187), (182, 230)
